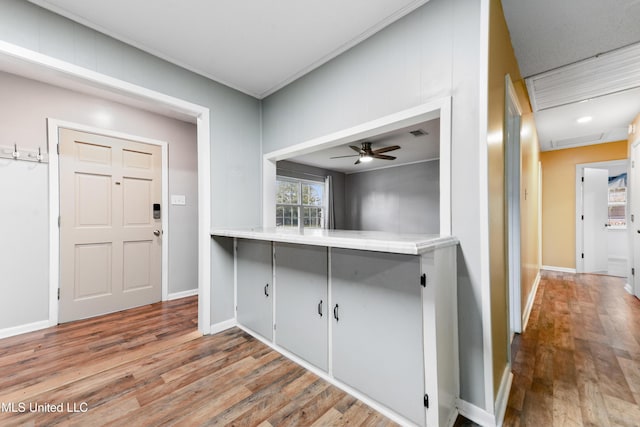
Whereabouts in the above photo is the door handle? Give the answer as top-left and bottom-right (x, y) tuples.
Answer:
(153, 229), (161, 236)
(333, 304), (339, 322)
(318, 300), (323, 317)
(264, 283), (269, 297)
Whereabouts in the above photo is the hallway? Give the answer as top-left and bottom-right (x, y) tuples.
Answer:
(504, 271), (640, 426)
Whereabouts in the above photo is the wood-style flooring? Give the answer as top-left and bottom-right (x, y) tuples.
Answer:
(504, 271), (640, 427)
(0, 297), (397, 426)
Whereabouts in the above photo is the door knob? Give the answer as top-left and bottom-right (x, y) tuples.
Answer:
(153, 229), (161, 236)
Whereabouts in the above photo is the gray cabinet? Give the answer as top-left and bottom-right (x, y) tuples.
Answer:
(236, 239), (273, 340)
(331, 248), (425, 426)
(274, 243), (328, 370)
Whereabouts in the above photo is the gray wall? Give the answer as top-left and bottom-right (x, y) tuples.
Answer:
(262, 0), (487, 409)
(0, 0), (262, 329)
(0, 70), (198, 329)
(276, 160), (346, 229)
(345, 161), (439, 234)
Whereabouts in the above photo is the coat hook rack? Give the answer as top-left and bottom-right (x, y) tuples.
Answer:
(0, 144), (48, 164)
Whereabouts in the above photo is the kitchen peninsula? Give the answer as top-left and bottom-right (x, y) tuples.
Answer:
(210, 227), (459, 427)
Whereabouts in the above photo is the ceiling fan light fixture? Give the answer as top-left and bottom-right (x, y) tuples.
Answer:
(359, 154), (373, 162)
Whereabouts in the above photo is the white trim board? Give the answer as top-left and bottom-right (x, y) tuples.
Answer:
(494, 367), (513, 427)
(262, 99), (453, 237)
(344, 157), (439, 175)
(0, 320), (52, 340)
(541, 265), (577, 273)
(0, 40), (211, 335)
(521, 272), (541, 333)
(210, 319), (237, 335)
(167, 289), (199, 301)
(457, 399), (495, 427)
(48, 120), (170, 325)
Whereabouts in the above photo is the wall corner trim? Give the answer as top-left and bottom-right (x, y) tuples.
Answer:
(210, 319), (237, 335)
(167, 289), (199, 301)
(541, 265), (576, 274)
(521, 271), (541, 332)
(494, 367), (513, 427)
(0, 319), (53, 340)
(456, 398), (495, 427)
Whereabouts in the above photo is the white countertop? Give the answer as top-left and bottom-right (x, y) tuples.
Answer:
(210, 227), (458, 255)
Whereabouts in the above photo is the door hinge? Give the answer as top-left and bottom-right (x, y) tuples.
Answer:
(274, 324), (276, 331)
(581, 253), (584, 259)
(424, 394), (429, 408)
(56, 144), (60, 155)
(58, 216), (61, 227)
(632, 214), (635, 222)
(420, 273), (426, 287)
(633, 268), (635, 276)
(57, 288), (60, 300)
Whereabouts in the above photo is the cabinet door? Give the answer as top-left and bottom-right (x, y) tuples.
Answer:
(237, 239), (273, 340)
(274, 243), (328, 370)
(331, 248), (425, 426)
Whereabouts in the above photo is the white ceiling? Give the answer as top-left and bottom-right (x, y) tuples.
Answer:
(287, 119), (440, 174)
(28, 0), (428, 99)
(502, 0), (640, 151)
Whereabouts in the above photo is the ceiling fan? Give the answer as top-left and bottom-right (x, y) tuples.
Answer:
(330, 142), (401, 165)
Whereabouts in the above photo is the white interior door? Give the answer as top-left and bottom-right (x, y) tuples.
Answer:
(583, 167), (609, 273)
(59, 128), (162, 322)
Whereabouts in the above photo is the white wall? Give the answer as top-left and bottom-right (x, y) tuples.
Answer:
(345, 161), (439, 234)
(262, 0), (487, 409)
(0, 0), (262, 329)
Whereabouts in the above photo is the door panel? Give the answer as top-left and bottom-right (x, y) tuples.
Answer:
(274, 243), (328, 371)
(583, 167), (609, 273)
(60, 128), (162, 322)
(331, 248), (425, 426)
(237, 239), (273, 340)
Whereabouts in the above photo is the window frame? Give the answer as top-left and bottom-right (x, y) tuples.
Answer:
(275, 175), (325, 229)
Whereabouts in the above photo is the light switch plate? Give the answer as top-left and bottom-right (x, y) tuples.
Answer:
(171, 195), (186, 206)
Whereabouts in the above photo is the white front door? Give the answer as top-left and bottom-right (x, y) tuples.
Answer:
(583, 167), (609, 273)
(59, 128), (162, 322)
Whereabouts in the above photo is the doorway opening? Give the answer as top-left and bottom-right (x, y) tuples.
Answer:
(575, 160), (629, 277)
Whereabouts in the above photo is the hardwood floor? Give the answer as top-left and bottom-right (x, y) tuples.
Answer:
(0, 297), (397, 426)
(504, 271), (640, 427)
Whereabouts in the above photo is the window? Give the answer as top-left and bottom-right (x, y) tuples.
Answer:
(276, 177), (325, 229)
(608, 185), (626, 228)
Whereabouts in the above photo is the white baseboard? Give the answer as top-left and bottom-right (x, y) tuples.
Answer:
(209, 318), (237, 335)
(457, 399), (495, 426)
(521, 272), (541, 332)
(236, 324), (420, 427)
(495, 367), (513, 427)
(541, 265), (576, 273)
(167, 288), (198, 301)
(625, 283), (634, 295)
(0, 319), (53, 340)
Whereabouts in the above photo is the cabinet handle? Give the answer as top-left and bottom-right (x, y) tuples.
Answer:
(333, 304), (339, 322)
(318, 300), (323, 317)
(264, 283), (269, 297)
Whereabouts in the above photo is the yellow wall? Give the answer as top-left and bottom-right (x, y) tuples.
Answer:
(487, 0), (541, 399)
(540, 141), (628, 268)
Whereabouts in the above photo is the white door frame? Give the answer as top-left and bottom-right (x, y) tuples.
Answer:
(575, 159), (627, 273)
(505, 75), (523, 338)
(0, 40), (211, 334)
(48, 120), (169, 324)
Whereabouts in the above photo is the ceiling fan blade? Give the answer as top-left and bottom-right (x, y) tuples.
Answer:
(373, 145), (400, 154)
(350, 145), (363, 153)
(354, 158), (361, 165)
(373, 154), (396, 160)
(330, 154), (359, 159)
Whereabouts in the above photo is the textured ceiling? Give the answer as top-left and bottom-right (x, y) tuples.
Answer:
(28, 0), (428, 98)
